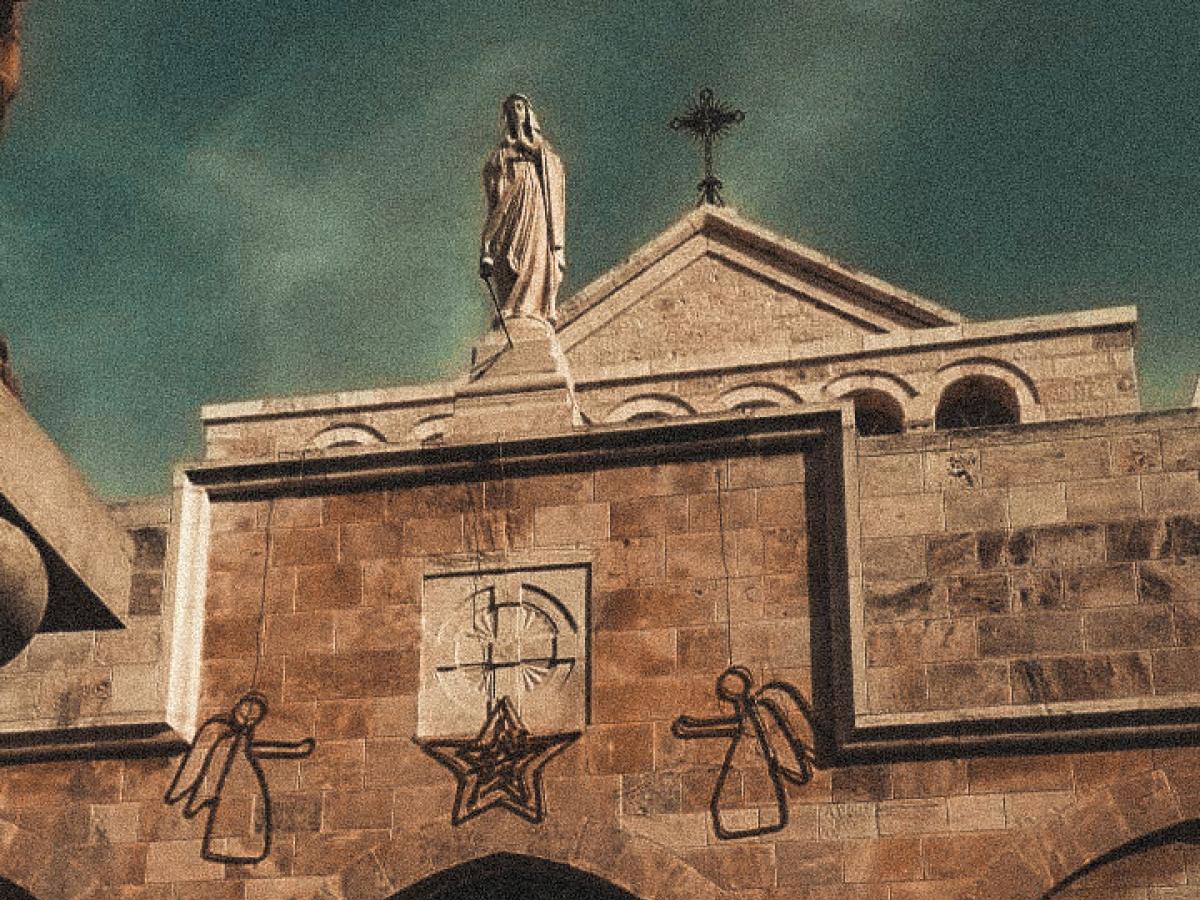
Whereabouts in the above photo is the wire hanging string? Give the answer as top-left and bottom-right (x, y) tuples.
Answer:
(250, 497), (275, 692)
(714, 467), (734, 667)
(250, 449), (308, 692)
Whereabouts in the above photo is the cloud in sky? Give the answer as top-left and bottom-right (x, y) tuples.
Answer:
(2, 0), (1198, 496)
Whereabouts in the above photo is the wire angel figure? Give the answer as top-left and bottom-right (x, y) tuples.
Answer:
(672, 665), (816, 840)
(164, 691), (315, 864)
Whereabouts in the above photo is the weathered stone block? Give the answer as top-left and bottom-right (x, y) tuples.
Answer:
(295, 564), (363, 611)
(665, 532), (726, 580)
(756, 483), (807, 526)
(948, 573), (1010, 615)
(862, 536), (926, 581)
(593, 630), (675, 681)
(927, 533), (979, 577)
(864, 580), (947, 623)
(844, 835), (924, 882)
(1065, 476), (1140, 521)
(890, 760), (968, 799)
(584, 722), (655, 775)
(1011, 652), (1152, 703)
(966, 754), (1073, 794)
(977, 613), (1083, 657)
(270, 527), (338, 568)
(1165, 515), (1200, 557)
(1107, 518), (1168, 562)
(773, 840), (844, 886)
(866, 619), (975, 667)
(982, 438), (1111, 487)
(1064, 563), (1136, 608)
(860, 453), (924, 498)
(401, 515), (465, 555)
(860, 492), (944, 539)
(831, 765), (891, 802)
(338, 522), (405, 561)
(876, 798), (947, 835)
(534, 502), (610, 546)
(1152, 646), (1200, 694)
(611, 495), (688, 538)
(978, 529), (1034, 570)
(1083, 605), (1173, 650)
(1032, 524), (1105, 568)
(927, 660), (1010, 709)
(324, 491), (387, 524)
(594, 580), (716, 631)
(1112, 433), (1162, 475)
(1008, 482), (1068, 528)
(1010, 571), (1065, 612)
(1161, 427), (1200, 473)
(945, 488), (1007, 533)
(865, 666), (927, 713)
(1142, 471), (1200, 515)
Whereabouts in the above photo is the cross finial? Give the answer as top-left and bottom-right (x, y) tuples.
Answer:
(670, 87), (745, 206)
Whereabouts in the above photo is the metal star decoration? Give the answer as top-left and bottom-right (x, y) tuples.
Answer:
(415, 697), (580, 826)
(670, 87), (745, 206)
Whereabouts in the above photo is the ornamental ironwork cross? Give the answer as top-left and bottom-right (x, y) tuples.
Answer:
(670, 87), (745, 207)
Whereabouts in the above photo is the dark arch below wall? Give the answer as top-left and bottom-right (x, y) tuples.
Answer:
(1041, 817), (1200, 898)
(0, 877), (36, 899)
(388, 852), (641, 900)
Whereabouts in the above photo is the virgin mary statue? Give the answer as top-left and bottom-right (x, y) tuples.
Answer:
(480, 94), (566, 324)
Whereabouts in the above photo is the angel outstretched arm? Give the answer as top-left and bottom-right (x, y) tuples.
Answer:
(671, 712), (740, 741)
(252, 737), (316, 759)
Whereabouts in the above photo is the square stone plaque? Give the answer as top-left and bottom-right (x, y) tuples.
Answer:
(418, 562), (589, 737)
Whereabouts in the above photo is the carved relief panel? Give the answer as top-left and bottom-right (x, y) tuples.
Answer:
(418, 561), (589, 737)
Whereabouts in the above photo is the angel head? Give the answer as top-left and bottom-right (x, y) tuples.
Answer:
(232, 692), (268, 730)
(716, 665), (754, 704)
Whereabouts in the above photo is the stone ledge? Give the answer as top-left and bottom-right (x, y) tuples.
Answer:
(201, 380), (459, 425)
(855, 405), (1200, 456)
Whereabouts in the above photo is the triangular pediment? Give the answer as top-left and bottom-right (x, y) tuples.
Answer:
(557, 206), (964, 371)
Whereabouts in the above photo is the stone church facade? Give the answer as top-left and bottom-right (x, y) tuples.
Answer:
(1, 204), (1199, 899)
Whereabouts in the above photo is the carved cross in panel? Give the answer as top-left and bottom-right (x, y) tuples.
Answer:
(436, 583), (577, 715)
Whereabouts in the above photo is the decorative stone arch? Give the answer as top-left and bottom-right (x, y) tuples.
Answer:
(718, 381), (803, 413)
(822, 369), (918, 404)
(338, 817), (732, 900)
(822, 370), (916, 436)
(915, 356), (1044, 429)
(310, 423), (388, 450)
(957, 769), (1192, 900)
(409, 414), (452, 446)
(604, 393), (697, 424)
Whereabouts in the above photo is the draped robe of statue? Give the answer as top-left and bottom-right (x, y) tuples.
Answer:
(481, 101), (566, 324)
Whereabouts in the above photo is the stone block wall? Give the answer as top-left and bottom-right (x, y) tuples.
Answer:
(0, 499), (168, 738)
(857, 409), (1200, 720)
(4, 417), (1200, 898)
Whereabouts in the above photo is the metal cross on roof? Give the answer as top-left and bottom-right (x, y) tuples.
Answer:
(670, 87), (745, 207)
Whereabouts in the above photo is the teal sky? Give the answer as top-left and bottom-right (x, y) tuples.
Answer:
(2, 1), (1198, 498)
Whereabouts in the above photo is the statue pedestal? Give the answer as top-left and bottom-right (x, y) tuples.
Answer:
(447, 317), (582, 441)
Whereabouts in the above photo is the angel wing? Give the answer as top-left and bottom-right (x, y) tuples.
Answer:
(753, 681), (816, 787)
(164, 716), (238, 817)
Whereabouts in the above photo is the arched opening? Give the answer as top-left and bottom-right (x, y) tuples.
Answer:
(934, 375), (1020, 430)
(389, 852), (642, 900)
(1042, 818), (1200, 897)
(845, 389), (904, 436)
(0, 877), (37, 899)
